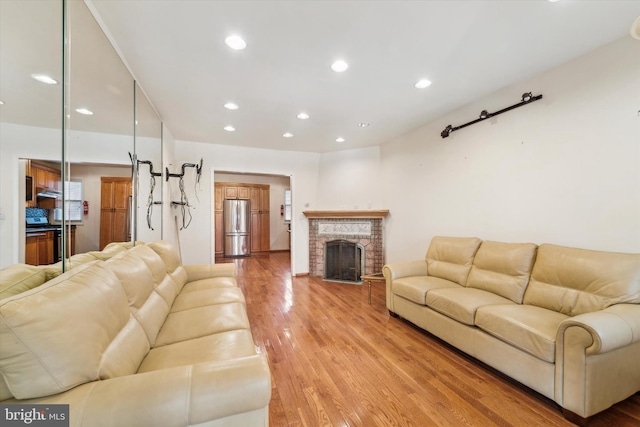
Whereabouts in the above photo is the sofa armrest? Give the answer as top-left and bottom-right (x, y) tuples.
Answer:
(557, 304), (640, 354)
(184, 263), (237, 282)
(382, 260), (428, 281)
(555, 304), (640, 418)
(13, 354), (271, 426)
(383, 261), (428, 311)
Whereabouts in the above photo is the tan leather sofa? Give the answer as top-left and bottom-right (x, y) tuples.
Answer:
(0, 241), (137, 300)
(384, 236), (640, 421)
(0, 240), (271, 427)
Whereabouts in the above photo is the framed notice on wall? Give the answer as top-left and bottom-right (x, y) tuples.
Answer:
(284, 189), (292, 222)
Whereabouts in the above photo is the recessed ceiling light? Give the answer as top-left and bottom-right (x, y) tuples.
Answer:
(331, 60), (349, 73)
(415, 79), (432, 89)
(336, 137), (345, 143)
(297, 112), (309, 120)
(31, 74), (58, 85)
(225, 35), (246, 50)
(283, 132), (293, 138)
(0, 100), (4, 105)
(224, 102), (239, 110)
(224, 125), (236, 132)
(358, 122), (370, 128)
(75, 108), (94, 115)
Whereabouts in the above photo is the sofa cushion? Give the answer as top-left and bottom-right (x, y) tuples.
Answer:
(171, 287), (246, 313)
(182, 276), (238, 292)
(425, 236), (482, 286)
(106, 247), (173, 346)
(138, 330), (257, 373)
(467, 241), (538, 303)
(524, 244), (640, 316)
(147, 240), (189, 292)
(155, 302), (251, 347)
(0, 264), (48, 299)
(475, 304), (569, 363)
(393, 276), (460, 305)
(0, 262), (149, 399)
(425, 288), (514, 326)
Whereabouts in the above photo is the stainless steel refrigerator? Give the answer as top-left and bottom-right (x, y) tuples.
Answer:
(224, 199), (250, 256)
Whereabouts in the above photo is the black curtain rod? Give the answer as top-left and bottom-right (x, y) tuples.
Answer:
(441, 92), (543, 138)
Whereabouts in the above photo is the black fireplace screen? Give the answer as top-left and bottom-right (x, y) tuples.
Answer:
(325, 240), (363, 283)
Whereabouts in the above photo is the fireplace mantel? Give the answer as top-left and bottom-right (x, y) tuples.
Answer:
(303, 210), (389, 219)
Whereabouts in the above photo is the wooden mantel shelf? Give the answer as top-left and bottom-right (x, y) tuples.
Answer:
(303, 210), (389, 219)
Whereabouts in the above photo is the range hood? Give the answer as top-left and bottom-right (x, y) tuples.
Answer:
(36, 187), (62, 198)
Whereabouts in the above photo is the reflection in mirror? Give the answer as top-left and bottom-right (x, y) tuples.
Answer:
(0, 0), (63, 269)
(65, 0), (135, 259)
(134, 83), (163, 242)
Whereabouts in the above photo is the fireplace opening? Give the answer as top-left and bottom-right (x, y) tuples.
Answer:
(324, 239), (364, 283)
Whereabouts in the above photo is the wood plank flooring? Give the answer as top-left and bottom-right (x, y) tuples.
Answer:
(218, 252), (640, 427)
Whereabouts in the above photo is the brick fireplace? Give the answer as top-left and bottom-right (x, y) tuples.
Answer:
(304, 210), (389, 280)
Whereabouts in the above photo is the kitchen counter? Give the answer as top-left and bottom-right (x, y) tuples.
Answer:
(25, 226), (76, 265)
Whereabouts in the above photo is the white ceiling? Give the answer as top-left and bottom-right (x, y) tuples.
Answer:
(87, 0), (639, 153)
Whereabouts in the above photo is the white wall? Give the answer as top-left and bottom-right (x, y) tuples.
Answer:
(161, 125), (179, 250)
(316, 146), (383, 210)
(215, 172), (291, 251)
(381, 37), (640, 264)
(170, 140), (320, 274)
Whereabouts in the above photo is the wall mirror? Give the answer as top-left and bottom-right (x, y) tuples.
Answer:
(0, 0), (163, 270)
(134, 82), (163, 242)
(0, 0), (63, 268)
(65, 0), (135, 257)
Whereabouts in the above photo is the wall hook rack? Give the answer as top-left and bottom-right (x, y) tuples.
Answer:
(441, 92), (543, 138)
(165, 158), (203, 230)
(165, 158), (203, 182)
(129, 152), (163, 230)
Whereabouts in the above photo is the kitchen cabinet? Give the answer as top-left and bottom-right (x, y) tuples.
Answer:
(25, 235), (38, 265)
(26, 161), (61, 208)
(25, 231), (54, 266)
(100, 177), (132, 250)
(224, 185), (250, 200)
(251, 187), (270, 252)
(214, 182), (270, 255)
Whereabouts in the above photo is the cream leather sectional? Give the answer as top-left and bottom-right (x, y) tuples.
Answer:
(384, 236), (640, 421)
(0, 241), (271, 427)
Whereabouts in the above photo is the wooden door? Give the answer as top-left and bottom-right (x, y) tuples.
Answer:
(259, 187), (270, 251)
(251, 212), (261, 252)
(100, 177), (132, 250)
(214, 185), (224, 256)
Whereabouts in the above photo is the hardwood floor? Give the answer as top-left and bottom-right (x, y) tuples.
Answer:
(219, 252), (640, 426)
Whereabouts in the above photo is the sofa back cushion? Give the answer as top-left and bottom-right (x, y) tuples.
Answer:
(425, 236), (482, 286)
(524, 244), (640, 316)
(0, 264), (49, 299)
(146, 240), (189, 292)
(0, 262), (149, 399)
(467, 241), (538, 303)
(106, 245), (180, 346)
